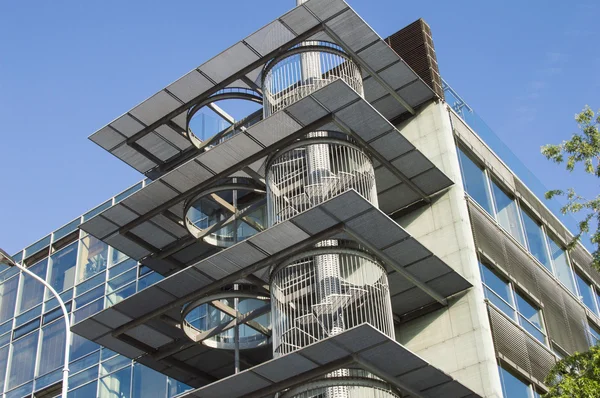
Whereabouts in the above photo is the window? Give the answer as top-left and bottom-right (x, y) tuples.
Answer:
(480, 262), (515, 318)
(70, 332), (99, 361)
(99, 366), (131, 398)
(0, 276), (19, 324)
(8, 331), (39, 389)
(132, 363), (167, 398)
(498, 364), (541, 398)
(575, 272), (598, 315)
(457, 147), (493, 214)
(68, 380), (98, 398)
(48, 242), (78, 295)
(38, 320), (66, 376)
(588, 321), (600, 347)
(17, 259), (47, 314)
(490, 180), (526, 246)
(520, 210), (552, 271)
(77, 235), (108, 283)
(480, 262), (546, 343)
(0, 345), (8, 393)
(515, 293), (546, 344)
(546, 236), (576, 294)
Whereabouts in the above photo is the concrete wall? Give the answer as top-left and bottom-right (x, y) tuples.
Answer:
(393, 101), (503, 398)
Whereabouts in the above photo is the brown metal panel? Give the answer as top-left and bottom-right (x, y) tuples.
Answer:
(385, 19), (444, 100)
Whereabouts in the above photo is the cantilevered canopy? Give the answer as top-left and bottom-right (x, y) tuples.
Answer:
(80, 80), (452, 275)
(72, 191), (471, 387)
(179, 324), (481, 398)
(89, 0), (437, 178)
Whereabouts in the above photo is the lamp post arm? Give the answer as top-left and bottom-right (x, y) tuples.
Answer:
(16, 262), (70, 398)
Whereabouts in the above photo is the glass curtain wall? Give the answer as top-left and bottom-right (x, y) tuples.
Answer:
(498, 364), (541, 398)
(456, 146), (585, 302)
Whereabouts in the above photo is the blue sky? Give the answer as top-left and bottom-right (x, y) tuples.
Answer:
(0, 0), (598, 254)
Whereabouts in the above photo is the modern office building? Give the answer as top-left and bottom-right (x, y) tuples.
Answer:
(1, 0), (598, 397)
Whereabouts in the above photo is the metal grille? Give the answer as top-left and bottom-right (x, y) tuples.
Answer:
(469, 201), (590, 354)
(270, 246), (394, 357)
(266, 135), (376, 226)
(262, 44), (363, 117)
(488, 304), (557, 384)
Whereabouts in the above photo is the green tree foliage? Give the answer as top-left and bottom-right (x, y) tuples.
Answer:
(543, 345), (600, 397)
(541, 106), (600, 270)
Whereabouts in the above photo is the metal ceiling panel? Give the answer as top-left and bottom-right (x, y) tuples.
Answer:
(161, 160), (214, 193)
(122, 181), (179, 214)
(125, 324), (174, 349)
(93, 308), (133, 329)
(289, 206), (337, 235)
(391, 151), (432, 179)
(397, 80), (436, 107)
(252, 353), (317, 383)
(362, 76), (389, 103)
(155, 125), (190, 151)
(130, 91), (182, 126)
(412, 168), (453, 196)
(248, 222), (310, 255)
(345, 211), (407, 249)
(285, 96), (329, 126)
(89, 126), (124, 150)
(111, 144), (157, 173)
(371, 95), (407, 120)
(137, 132), (179, 162)
(246, 111), (302, 147)
(391, 288), (433, 314)
(310, 79), (357, 114)
(166, 70), (213, 103)
(374, 167), (399, 192)
(198, 133), (263, 174)
(80, 215), (118, 240)
(111, 114), (145, 138)
(199, 42), (260, 84)
(104, 233), (151, 260)
(327, 9), (377, 52)
(370, 132), (414, 161)
(130, 222), (177, 249)
(336, 100), (393, 142)
(96, 334), (145, 359)
(159, 269), (213, 298)
(102, 204), (139, 227)
(382, 238), (430, 267)
(149, 214), (188, 239)
(279, 4), (320, 35)
(116, 286), (174, 318)
(378, 62), (418, 92)
(177, 324), (481, 398)
(244, 20), (295, 57)
(357, 41), (399, 73)
(304, 0), (348, 21)
(377, 183), (421, 214)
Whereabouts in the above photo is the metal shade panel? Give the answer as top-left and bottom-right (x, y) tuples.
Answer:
(81, 80), (450, 273)
(72, 192), (471, 388)
(178, 324), (481, 398)
(88, 0), (437, 180)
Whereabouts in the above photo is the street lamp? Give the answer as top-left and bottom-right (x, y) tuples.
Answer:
(0, 248), (70, 398)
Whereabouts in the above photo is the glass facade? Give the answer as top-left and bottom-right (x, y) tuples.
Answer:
(456, 146), (598, 311)
(498, 364), (541, 398)
(480, 262), (547, 344)
(0, 181), (192, 397)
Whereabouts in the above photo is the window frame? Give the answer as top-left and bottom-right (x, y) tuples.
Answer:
(480, 261), (548, 345)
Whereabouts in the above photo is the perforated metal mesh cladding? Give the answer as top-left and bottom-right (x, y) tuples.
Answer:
(487, 305), (557, 384)
(468, 202), (589, 354)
